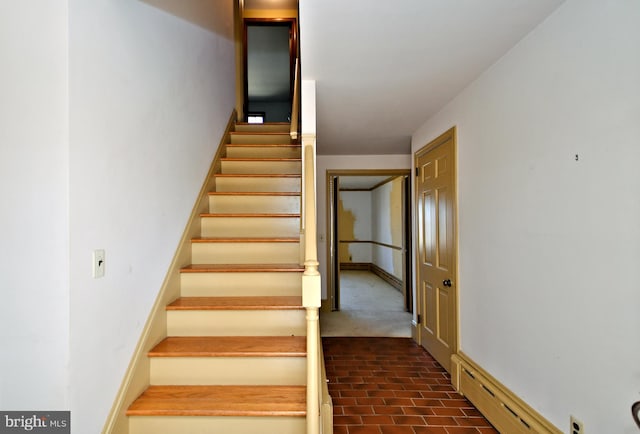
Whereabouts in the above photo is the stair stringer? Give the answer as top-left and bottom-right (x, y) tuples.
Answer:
(101, 111), (236, 434)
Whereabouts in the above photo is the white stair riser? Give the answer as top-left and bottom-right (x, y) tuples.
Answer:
(166, 310), (306, 336)
(221, 160), (301, 175)
(192, 242), (299, 264)
(226, 147), (301, 159)
(180, 272), (302, 297)
(215, 176), (300, 192)
(229, 134), (291, 145)
(201, 217), (299, 237)
(130, 415), (305, 434)
(234, 124), (290, 133)
(209, 195), (300, 214)
(149, 357), (305, 385)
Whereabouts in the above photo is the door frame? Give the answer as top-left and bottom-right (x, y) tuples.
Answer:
(326, 169), (412, 312)
(413, 127), (460, 362)
(243, 18), (298, 121)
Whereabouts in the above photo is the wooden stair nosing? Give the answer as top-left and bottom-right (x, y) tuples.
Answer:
(200, 212), (300, 218)
(180, 263), (304, 273)
(126, 385), (306, 417)
(191, 237), (299, 243)
(208, 191), (300, 196)
(148, 336), (306, 357)
(230, 131), (291, 136)
(166, 296), (303, 311)
(221, 157), (301, 162)
(235, 122), (290, 126)
(226, 143), (301, 148)
(214, 173), (301, 178)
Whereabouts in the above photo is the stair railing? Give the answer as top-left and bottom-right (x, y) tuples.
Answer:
(290, 58), (300, 141)
(290, 57), (305, 265)
(300, 79), (330, 434)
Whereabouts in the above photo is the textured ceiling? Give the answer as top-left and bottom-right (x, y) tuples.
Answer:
(300, 0), (565, 155)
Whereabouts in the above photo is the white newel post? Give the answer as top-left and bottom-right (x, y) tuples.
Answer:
(301, 80), (321, 434)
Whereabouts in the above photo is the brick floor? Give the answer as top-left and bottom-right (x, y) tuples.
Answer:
(323, 337), (499, 434)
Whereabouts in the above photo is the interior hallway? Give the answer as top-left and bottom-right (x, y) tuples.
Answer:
(321, 271), (412, 337)
(321, 272), (496, 432)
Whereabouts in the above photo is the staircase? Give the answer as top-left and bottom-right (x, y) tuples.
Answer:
(126, 122), (307, 434)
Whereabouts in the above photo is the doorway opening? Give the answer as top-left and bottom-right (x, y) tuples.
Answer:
(326, 170), (413, 327)
(243, 18), (297, 122)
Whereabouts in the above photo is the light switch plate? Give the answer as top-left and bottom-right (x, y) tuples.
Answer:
(93, 249), (105, 278)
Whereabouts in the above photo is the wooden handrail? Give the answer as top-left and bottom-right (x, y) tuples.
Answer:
(290, 58), (300, 141)
(296, 59), (306, 265)
(294, 58), (304, 265)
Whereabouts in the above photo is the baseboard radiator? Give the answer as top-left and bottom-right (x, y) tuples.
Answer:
(451, 353), (561, 434)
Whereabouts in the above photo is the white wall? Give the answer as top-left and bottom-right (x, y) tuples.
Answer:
(371, 177), (404, 278)
(67, 1), (234, 432)
(0, 1), (69, 409)
(317, 155), (410, 298)
(411, 1), (640, 432)
(339, 191), (372, 262)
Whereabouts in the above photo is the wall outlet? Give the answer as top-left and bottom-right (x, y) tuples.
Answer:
(93, 249), (105, 278)
(570, 415), (584, 434)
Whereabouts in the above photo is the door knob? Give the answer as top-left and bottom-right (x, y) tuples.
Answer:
(443, 279), (452, 287)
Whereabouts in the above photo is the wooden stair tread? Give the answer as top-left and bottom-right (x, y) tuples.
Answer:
(149, 336), (306, 357)
(208, 191), (300, 196)
(227, 144), (301, 148)
(126, 385), (306, 417)
(191, 237), (299, 243)
(230, 131), (291, 136)
(221, 157), (301, 162)
(214, 173), (300, 178)
(200, 212), (300, 217)
(180, 263), (304, 273)
(167, 296), (303, 310)
(236, 122), (290, 126)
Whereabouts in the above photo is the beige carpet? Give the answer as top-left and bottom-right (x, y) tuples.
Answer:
(320, 270), (412, 337)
